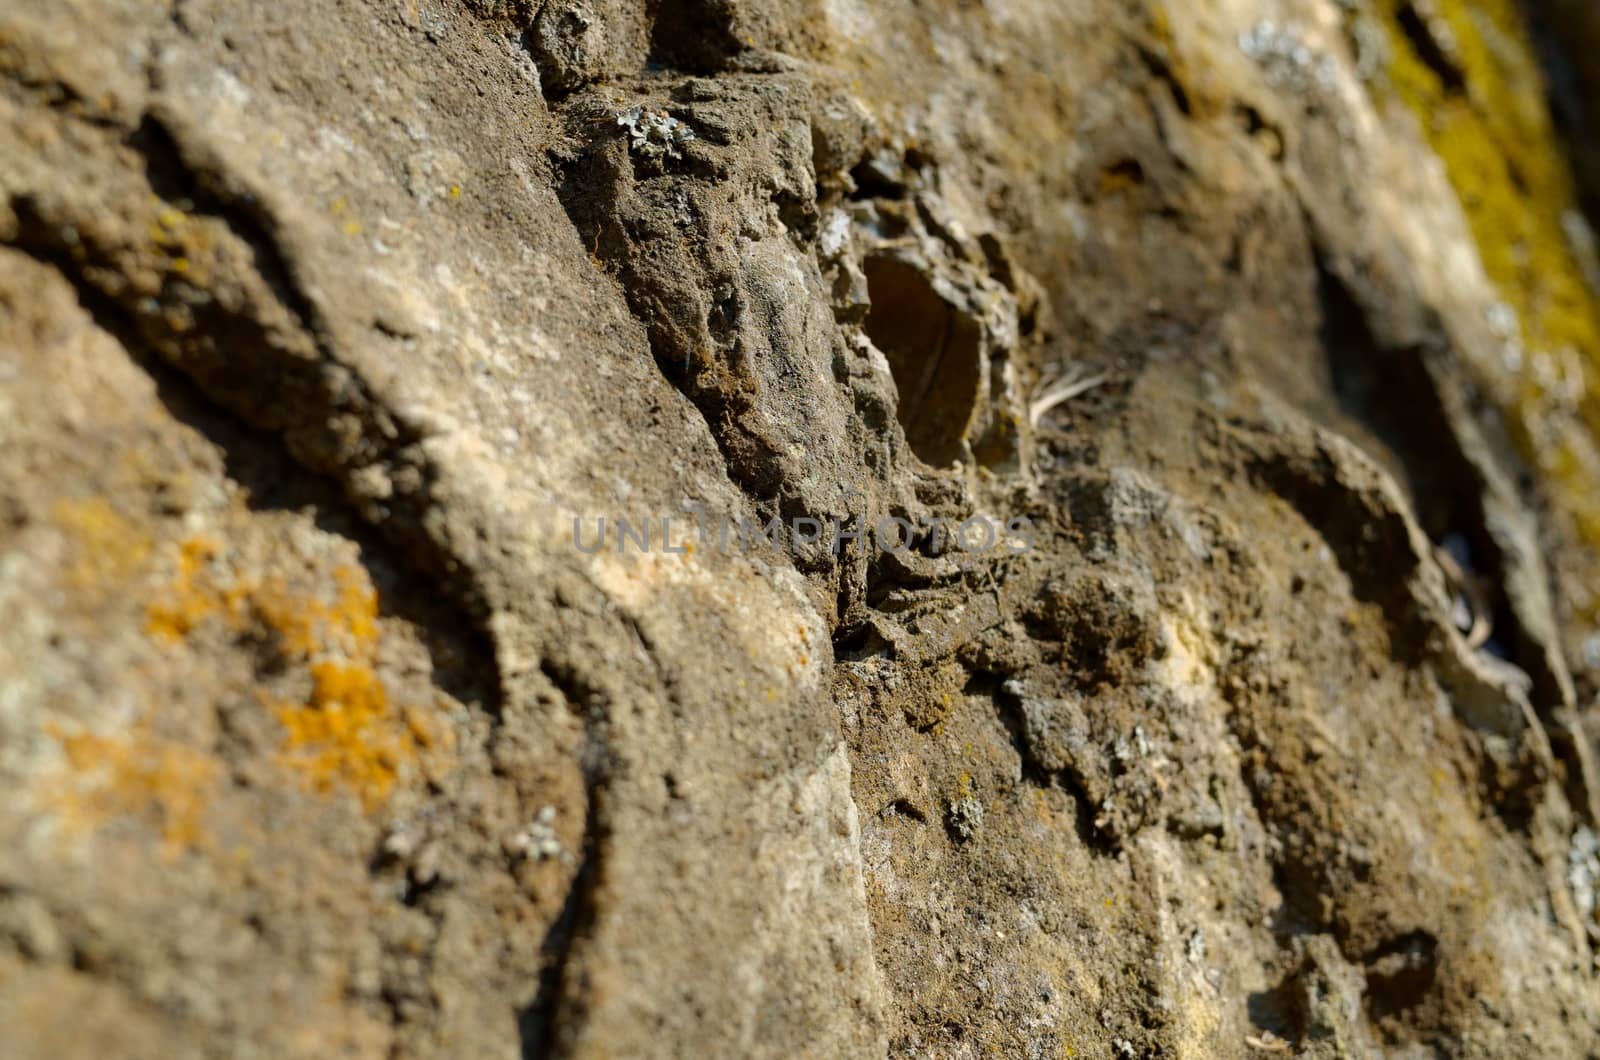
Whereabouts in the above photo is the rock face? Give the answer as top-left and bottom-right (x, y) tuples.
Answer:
(6, 0), (1600, 1056)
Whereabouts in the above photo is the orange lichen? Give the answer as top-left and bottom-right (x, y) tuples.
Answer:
(144, 535), (246, 641)
(264, 567), (442, 810)
(271, 660), (407, 809)
(144, 534), (438, 811)
(252, 565), (379, 658)
(45, 721), (220, 856)
(259, 564), (438, 809)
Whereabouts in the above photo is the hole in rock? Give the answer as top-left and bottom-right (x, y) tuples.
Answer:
(862, 253), (983, 467)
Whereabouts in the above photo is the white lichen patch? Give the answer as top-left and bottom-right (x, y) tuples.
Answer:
(1238, 19), (1338, 92)
(1569, 826), (1600, 940)
(508, 805), (566, 862)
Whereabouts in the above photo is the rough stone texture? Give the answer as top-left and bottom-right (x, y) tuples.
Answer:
(6, 0), (1600, 1057)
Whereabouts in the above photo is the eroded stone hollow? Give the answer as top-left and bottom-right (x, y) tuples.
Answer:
(862, 253), (983, 467)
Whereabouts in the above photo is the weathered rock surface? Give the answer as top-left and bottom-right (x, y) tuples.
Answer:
(5, 0), (1600, 1056)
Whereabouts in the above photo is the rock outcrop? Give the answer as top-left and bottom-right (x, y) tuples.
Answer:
(6, 0), (1600, 1055)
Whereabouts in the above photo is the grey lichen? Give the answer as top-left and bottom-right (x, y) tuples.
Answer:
(617, 105), (696, 161)
(947, 796), (984, 842)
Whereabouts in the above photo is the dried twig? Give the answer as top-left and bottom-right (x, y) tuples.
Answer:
(1028, 368), (1110, 427)
(1244, 1031), (1292, 1053)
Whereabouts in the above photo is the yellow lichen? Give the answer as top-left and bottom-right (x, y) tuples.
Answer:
(145, 203), (215, 284)
(329, 195), (363, 236)
(51, 496), (152, 589)
(1379, 0), (1600, 626)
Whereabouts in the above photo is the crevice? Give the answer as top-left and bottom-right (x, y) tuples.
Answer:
(1312, 255), (1579, 713)
(2, 239), (503, 720)
(1520, 0), (1600, 233)
(848, 158), (910, 201)
(987, 675), (1117, 855)
(4, 108), (517, 716)
(882, 799), (927, 824)
(831, 620), (893, 663)
(1136, 43), (1193, 118)
(1246, 964), (1307, 1047)
(1396, 2), (1467, 95)
(1220, 256), (1536, 683)
(1361, 929), (1440, 1020)
(1316, 260), (1466, 544)
(649, 0), (746, 75)
(862, 253), (983, 468)
(519, 658), (612, 1060)
(130, 111), (333, 355)
(1234, 103), (1286, 162)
